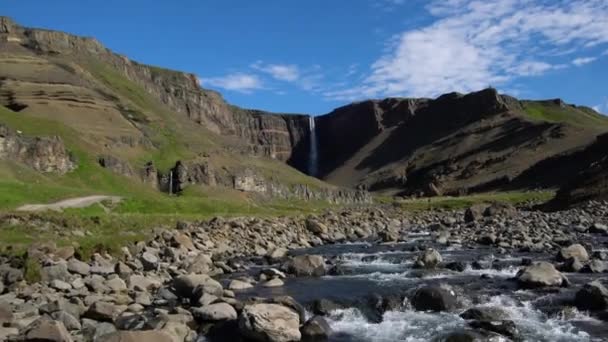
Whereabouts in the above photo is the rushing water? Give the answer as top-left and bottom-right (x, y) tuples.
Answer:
(235, 234), (608, 342)
(308, 115), (318, 176)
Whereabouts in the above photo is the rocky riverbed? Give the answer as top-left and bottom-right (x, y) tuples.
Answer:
(1, 201), (608, 341)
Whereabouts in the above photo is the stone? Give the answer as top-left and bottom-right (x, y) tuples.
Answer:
(193, 303), (237, 322)
(106, 277), (127, 293)
(50, 279), (72, 291)
(468, 320), (519, 338)
(186, 253), (213, 274)
(411, 285), (457, 312)
(484, 202), (516, 217)
(590, 223), (608, 234)
(0, 305), (14, 326)
(306, 219), (328, 235)
(238, 303), (301, 342)
(460, 307), (509, 321)
(84, 302), (121, 322)
(286, 255), (326, 277)
(173, 274), (223, 299)
(300, 316), (331, 341)
(97, 330), (174, 342)
(172, 232), (195, 251)
(262, 278), (284, 287)
(575, 281), (608, 311)
(41, 263), (71, 282)
(582, 259), (608, 273)
(23, 318), (73, 342)
(516, 262), (568, 288)
(127, 274), (159, 291)
(557, 244), (589, 262)
(414, 248), (443, 269)
(67, 258), (90, 276)
(267, 248), (288, 262)
(378, 229), (399, 243)
(0, 327), (18, 341)
(229, 279), (253, 290)
(51, 311), (81, 331)
(140, 252), (159, 271)
(464, 204), (487, 222)
(312, 299), (343, 316)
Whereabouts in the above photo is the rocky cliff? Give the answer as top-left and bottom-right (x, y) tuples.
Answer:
(0, 124), (74, 174)
(314, 88), (607, 195)
(0, 16), (311, 167)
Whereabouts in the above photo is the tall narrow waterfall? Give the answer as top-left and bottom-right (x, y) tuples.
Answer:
(308, 116), (318, 176)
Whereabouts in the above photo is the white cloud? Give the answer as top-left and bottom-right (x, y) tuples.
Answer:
(572, 57), (597, 66)
(327, 0), (608, 101)
(201, 73), (263, 93)
(251, 62), (300, 82)
(593, 105), (602, 112)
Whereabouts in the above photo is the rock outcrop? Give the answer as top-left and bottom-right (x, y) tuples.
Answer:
(0, 124), (74, 174)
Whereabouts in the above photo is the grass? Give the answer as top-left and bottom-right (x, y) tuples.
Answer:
(394, 191), (555, 211)
(521, 101), (608, 128)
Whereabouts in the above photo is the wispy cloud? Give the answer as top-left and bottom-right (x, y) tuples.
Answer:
(201, 73), (263, 93)
(251, 62), (300, 82)
(572, 56), (597, 66)
(327, 0), (608, 101)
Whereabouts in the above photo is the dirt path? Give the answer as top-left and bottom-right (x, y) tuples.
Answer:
(16, 195), (122, 212)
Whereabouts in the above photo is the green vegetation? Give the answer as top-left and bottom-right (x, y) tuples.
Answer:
(24, 257), (42, 283)
(521, 101), (608, 128)
(394, 191), (555, 211)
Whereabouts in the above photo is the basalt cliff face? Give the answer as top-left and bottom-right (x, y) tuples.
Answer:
(314, 89), (608, 196)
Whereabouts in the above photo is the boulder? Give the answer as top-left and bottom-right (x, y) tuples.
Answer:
(306, 219), (328, 235)
(589, 223), (608, 234)
(411, 285), (457, 312)
(228, 279), (253, 291)
(484, 202), (516, 218)
(300, 316), (331, 341)
(464, 204), (487, 223)
(312, 299), (343, 316)
(97, 330), (174, 342)
(414, 248), (443, 269)
(41, 263), (71, 282)
(262, 278), (284, 288)
(582, 259), (608, 273)
(460, 307), (509, 321)
(238, 303), (301, 342)
(286, 255), (326, 277)
(172, 274), (223, 299)
(193, 303), (237, 322)
(84, 302), (121, 322)
(468, 320), (519, 338)
(557, 244), (589, 262)
(378, 229), (399, 243)
(23, 318), (73, 342)
(140, 252), (159, 271)
(516, 262), (568, 288)
(67, 258), (90, 276)
(575, 281), (608, 311)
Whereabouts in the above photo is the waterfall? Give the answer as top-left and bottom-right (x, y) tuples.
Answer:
(308, 116), (318, 176)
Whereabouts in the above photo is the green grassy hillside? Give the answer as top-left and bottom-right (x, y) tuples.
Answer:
(521, 100), (608, 128)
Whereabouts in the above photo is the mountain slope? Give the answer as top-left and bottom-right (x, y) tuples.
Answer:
(0, 16), (368, 209)
(314, 90), (608, 196)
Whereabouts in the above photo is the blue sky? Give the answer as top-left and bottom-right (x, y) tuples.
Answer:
(1, 0), (607, 115)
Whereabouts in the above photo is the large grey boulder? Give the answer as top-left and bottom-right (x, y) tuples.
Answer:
(286, 255), (326, 277)
(414, 248), (443, 269)
(516, 262), (568, 288)
(97, 330), (174, 342)
(300, 316), (331, 341)
(172, 273), (223, 299)
(23, 318), (73, 342)
(557, 244), (589, 262)
(193, 303), (237, 322)
(411, 285), (458, 312)
(67, 258), (90, 276)
(575, 281), (608, 311)
(238, 303), (301, 342)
